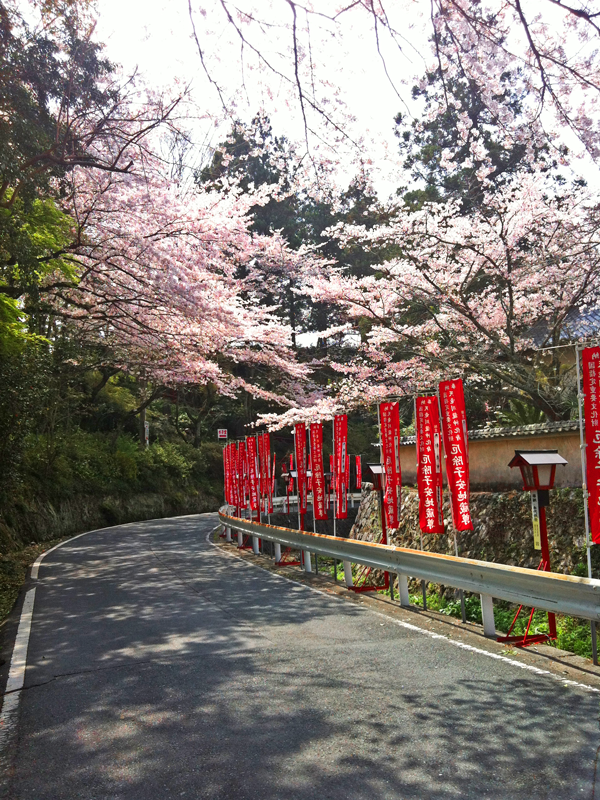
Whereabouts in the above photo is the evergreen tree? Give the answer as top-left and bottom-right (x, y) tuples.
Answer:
(395, 68), (557, 212)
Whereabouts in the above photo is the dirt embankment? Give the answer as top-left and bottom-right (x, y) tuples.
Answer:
(0, 491), (219, 553)
(0, 491), (219, 622)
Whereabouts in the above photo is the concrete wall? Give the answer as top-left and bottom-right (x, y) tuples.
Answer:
(400, 430), (582, 490)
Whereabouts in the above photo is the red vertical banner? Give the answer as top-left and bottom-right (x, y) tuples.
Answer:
(223, 445), (230, 504)
(285, 459), (291, 512)
(231, 443), (239, 509)
(231, 442), (239, 508)
(294, 423), (308, 515)
(310, 422), (327, 520)
(355, 455), (362, 490)
(242, 443), (249, 508)
(228, 443), (236, 507)
(246, 436), (259, 513)
(334, 414), (348, 519)
(262, 432), (273, 513)
(257, 433), (266, 508)
(439, 379), (473, 531)
(379, 402), (401, 528)
(238, 440), (248, 509)
(582, 347), (600, 543)
(415, 396), (445, 534)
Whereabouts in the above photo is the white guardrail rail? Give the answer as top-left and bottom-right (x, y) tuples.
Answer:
(218, 507), (600, 636)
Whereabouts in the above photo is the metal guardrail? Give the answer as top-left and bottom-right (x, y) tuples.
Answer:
(219, 510), (600, 623)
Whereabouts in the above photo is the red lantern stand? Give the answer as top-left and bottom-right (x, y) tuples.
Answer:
(498, 450), (567, 647)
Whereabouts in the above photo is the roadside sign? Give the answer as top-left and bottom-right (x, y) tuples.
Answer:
(218, 429), (228, 440)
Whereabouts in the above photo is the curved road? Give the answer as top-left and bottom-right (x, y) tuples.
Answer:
(1, 513), (599, 799)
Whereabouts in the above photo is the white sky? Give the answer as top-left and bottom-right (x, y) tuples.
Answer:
(94, 0), (426, 197)
(93, 0), (600, 196)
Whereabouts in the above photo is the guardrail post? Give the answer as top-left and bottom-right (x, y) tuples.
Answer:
(343, 561), (353, 587)
(274, 542), (281, 562)
(480, 593), (496, 637)
(304, 551), (312, 573)
(225, 526), (232, 543)
(397, 573), (410, 607)
(237, 530), (243, 547)
(252, 536), (260, 555)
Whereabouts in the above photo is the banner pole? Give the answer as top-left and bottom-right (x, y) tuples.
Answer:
(576, 344), (598, 665)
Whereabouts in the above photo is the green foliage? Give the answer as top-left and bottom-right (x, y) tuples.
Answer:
(411, 589), (595, 659)
(0, 2), (116, 339)
(495, 398), (547, 426)
(0, 340), (51, 500)
(395, 67), (554, 212)
(20, 430), (223, 500)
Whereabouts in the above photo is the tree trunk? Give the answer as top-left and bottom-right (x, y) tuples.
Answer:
(139, 405), (147, 447)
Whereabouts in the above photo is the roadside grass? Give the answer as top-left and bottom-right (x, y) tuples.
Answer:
(410, 589), (594, 659)
(0, 537), (69, 624)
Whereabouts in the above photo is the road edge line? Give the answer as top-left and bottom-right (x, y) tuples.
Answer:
(0, 587), (36, 763)
(1, 513), (218, 767)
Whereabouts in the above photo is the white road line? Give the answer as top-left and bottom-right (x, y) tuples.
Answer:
(0, 588), (36, 755)
(207, 529), (600, 694)
(30, 531), (97, 579)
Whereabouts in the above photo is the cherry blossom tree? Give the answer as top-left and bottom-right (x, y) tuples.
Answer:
(304, 169), (600, 421)
(1, 1), (323, 410)
(46, 156), (320, 404)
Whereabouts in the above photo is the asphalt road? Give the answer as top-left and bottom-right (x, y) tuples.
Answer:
(1, 512), (599, 799)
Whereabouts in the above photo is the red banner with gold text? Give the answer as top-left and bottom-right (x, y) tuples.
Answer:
(295, 423), (308, 515)
(582, 347), (600, 543)
(223, 445), (230, 505)
(439, 379), (473, 531)
(238, 440), (248, 509)
(262, 432), (272, 513)
(416, 396), (444, 534)
(257, 433), (266, 505)
(334, 414), (348, 519)
(246, 436), (259, 513)
(379, 402), (401, 528)
(310, 422), (327, 520)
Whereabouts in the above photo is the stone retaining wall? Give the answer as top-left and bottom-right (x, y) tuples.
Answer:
(350, 483), (596, 577)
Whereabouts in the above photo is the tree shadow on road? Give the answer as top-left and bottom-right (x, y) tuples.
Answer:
(9, 515), (600, 800)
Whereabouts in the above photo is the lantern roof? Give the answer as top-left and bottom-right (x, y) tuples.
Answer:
(367, 463), (384, 474)
(508, 449), (568, 468)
